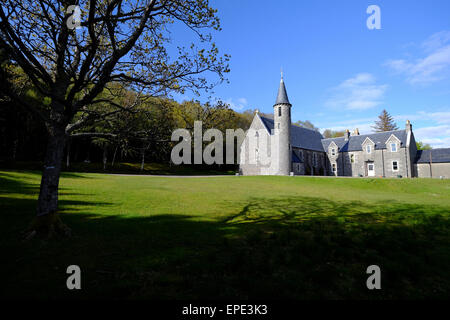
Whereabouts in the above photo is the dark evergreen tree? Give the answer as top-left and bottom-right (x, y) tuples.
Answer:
(372, 109), (399, 132)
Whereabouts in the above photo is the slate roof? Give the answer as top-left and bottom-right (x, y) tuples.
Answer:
(258, 115), (414, 154)
(416, 148), (450, 163)
(321, 130), (408, 152)
(259, 116), (325, 152)
(274, 78), (290, 105)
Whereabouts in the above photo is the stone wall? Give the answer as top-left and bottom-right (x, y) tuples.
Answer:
(416, 163), (450, 178)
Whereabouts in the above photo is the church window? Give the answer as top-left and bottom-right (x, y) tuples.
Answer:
(331, 148), (336, 156)
(332, 163), (337, 173)
(350, 154), (355, 163)
(366, 145), (371, 154)
(278, 107), (281, 117)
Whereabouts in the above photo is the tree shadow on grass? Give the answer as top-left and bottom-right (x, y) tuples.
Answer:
(0, 172), (40, 195)
(0, 171), (93, 196)
(1, 179), (449, 300)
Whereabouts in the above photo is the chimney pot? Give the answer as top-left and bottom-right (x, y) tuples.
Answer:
(406, 120), (412, 131)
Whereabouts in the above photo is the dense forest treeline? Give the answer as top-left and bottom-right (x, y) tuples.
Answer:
(0, 90), (256, 168)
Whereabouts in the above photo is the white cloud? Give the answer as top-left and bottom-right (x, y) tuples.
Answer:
(422, 31), (450, 52)
(224, 97), (248, 111)
(325, 73), (387, 111)
(395, 111), (450, 125)
(414, 125), (450, 148)
(319, 122), (374, 135)
(385, 31), (450, 84)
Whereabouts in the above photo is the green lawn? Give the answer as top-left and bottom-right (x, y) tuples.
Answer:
(1, 170), (450, 299)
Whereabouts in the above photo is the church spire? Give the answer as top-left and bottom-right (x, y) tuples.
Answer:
(274, 73), (291, 106)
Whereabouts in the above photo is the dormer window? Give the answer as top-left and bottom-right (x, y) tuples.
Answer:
(331, 148), (336, 156)
(366, 145), (371, 154)
(390, 143), (397, 152)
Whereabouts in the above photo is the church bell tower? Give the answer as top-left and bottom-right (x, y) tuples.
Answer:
(273, 72), (292, 175)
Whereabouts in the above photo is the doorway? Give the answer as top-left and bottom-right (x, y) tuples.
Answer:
(367, 162), (375, 177)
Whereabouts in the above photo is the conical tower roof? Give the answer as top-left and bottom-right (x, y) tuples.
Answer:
(274, 75), (291, 106)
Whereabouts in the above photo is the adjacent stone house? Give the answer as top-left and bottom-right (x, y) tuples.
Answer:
(415, 149), (450, 178)
(239, 76), (450, 178)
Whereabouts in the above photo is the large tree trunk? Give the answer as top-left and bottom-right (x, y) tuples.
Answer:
(24, 125), (71, 239)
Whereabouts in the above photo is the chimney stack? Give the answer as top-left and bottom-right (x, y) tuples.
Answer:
(344, 129), (350, 141)
(353, 128), (360, 136)
(406, 120), (412, 132)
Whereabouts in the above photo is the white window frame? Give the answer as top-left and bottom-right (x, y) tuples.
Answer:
(366, 145), (372, 154)
(390, 143), (397, 152)
(392, 160), (399, 172)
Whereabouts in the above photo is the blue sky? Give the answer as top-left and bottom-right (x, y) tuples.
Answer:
(174, 0), (450, 148)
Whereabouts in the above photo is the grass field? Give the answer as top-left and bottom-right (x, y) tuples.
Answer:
(1, 170), (450, 299)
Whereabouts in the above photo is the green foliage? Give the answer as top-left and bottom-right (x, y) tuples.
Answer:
(416, 141), (432, 150)
(322, 129), (346, 138)
(293, 120), (319, 131)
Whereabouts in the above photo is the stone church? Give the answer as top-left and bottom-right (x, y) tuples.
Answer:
(239, 76), (450, 178)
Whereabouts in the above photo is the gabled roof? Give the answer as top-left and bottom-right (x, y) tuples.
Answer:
(385, 133), (402, 144)
(274, 78), (290, 105)
(259, 116), (325, 152)
(328, 140), (338, 150)
(416, 148), (450, 163)
(321, 130), (408, 152)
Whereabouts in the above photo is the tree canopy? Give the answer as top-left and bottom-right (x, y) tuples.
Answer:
(416, 141), (432, 150)
(372, 109), (399, 132)
(0, 0), (230, 237)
